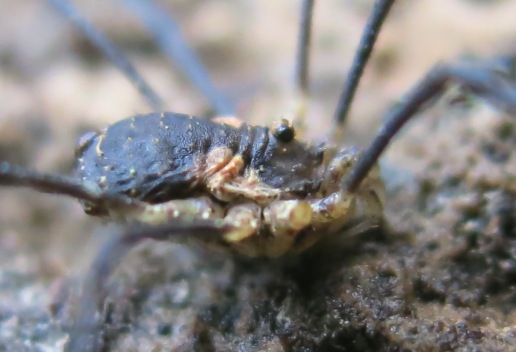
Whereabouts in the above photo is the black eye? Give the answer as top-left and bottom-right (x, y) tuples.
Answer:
(273, 120), (295, 143)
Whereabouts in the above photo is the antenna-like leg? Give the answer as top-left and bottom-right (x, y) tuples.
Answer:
(47, 0), (164, 111)
(64, 221), (228, 352)
(344, 60), (516, 193)
(333, 0), (396, 126)
(122, 0), (235, 116)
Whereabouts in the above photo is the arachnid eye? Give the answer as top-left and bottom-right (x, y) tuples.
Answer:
(273, 119), (295, 143)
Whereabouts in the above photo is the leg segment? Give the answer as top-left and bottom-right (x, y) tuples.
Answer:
(333, 0), (396, 126)
(264, 200), (312, 237)
(65, 221), (228, 352)
(204, 149), (281, 203)
(122, 0), (235, 116)
(223, 200), (313, 258)
(133, 198), (313, 258)
(292, 0), (315, 134)
(309, 148), (385, 230)
(344, 61), (516, 193)
(47, 0), (163, 111)
(0, 162), (142, 211)
(262, 200), (313, 257)
(295, 0), (314, 99)
(124, 196), (225, 225)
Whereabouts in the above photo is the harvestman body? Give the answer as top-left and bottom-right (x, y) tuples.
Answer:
(1, 0), (516, 351)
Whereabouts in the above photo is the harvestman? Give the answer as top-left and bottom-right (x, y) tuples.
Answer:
(1, 0), (516, 351)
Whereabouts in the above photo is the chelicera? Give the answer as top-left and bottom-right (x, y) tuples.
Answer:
(1, 0), (516, 351)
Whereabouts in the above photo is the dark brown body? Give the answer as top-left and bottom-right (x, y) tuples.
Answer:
(75, 113), (325, 206)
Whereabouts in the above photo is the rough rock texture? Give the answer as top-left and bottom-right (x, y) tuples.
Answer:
(0, 0), (515, 351)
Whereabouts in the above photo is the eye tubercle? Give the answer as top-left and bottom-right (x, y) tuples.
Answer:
(272, 119), (295, 143)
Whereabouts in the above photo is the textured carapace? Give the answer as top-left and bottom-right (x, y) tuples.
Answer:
(76, 113), (325, 212)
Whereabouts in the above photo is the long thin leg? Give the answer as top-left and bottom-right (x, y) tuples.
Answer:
(47, 0), (164, 111)
(333, 0), (396, 126)
(289, 0), (315, 138)
(344, 61), (516, 193)
(295, 0), (315, 111)
(122, 0), (235, 116)
(0, 162), (142, 210)
(65, 221), (228, 352)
